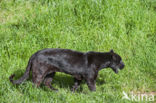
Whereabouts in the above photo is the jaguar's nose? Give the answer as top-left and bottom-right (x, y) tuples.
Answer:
(120, 61), (125, 69)
(120, 64), (125, 69)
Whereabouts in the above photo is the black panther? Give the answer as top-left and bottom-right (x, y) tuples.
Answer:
(9, 48), (125, 91)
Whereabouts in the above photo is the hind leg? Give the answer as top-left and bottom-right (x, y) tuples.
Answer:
(43, 72), (58, 91)
(32, 73), (44, 88)
(32, 63), (48, 88)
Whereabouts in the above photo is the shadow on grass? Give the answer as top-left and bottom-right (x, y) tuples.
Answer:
(9, 70), (106, 92)
(53, 73), (74, 88)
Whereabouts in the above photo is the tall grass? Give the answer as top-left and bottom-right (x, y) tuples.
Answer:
(0, 0), (156, 103)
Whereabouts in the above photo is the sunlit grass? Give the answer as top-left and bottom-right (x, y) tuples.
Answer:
(0, 0), (156, 103)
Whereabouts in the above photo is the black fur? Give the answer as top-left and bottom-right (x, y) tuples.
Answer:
(9, 48), (125, 91)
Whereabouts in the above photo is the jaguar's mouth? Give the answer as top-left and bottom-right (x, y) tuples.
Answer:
(114, 68), (120, 74)
(112, 67), (120, 74)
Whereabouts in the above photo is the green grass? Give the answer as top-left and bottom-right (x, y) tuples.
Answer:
(0, 0), (156, 103)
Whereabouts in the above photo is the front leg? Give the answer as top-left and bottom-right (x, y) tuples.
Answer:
(86, 79), (96, 91)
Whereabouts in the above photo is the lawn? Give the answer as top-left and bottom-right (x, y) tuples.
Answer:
(0, 0), (156, 103)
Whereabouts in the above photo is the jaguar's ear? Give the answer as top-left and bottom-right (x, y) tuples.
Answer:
(110, 50), (116, 60)
(110, 49), (114, 53)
